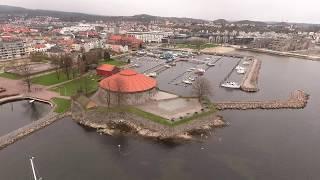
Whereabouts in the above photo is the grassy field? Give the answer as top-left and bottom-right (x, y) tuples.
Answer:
(31, 71), (78, 86)
(102, 59), (128, 67)
(50, 74), (99, 97)
(0, 72), (21, 80)
(52, 98), (71, 113)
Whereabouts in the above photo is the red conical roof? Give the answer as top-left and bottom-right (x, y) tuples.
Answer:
(99, 69), (156, 93)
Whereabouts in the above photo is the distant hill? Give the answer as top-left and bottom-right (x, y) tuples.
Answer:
(0, 5), (207, 23)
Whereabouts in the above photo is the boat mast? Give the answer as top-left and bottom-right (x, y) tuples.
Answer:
(29, 157), (38, 180)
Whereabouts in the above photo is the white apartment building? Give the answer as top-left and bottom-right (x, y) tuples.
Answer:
(128, 31), (173, 43)
(0, 40), (27, 61)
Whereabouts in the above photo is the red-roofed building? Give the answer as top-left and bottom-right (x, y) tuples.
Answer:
(96, 64), (120, 77)
(97, 69), (157, 105)
(108, 35), (143, 50)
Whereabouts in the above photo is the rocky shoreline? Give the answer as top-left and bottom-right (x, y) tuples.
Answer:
(71, 101), (226, 141)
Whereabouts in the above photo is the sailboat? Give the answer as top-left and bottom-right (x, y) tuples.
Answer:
(29, 157), (43, 180)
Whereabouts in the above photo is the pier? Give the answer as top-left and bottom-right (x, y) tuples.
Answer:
(240, 59), (262, 92)
(215, 90), (308, 110)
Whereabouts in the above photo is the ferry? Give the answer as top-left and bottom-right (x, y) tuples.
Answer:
(221, 81), (240, 89)
(182, 80), (193, 84)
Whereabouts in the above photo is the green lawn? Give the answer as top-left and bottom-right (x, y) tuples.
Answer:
(102, 59), (128, 67)
(0, 72), (21, 80)
(50, 74), (99, 97)
(52, 98), (71, 113)
(31, 71), (78, 86)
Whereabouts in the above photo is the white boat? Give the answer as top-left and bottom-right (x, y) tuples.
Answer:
(237, 69), (246, 74)
(182, 80), (193, 84)
(197, 68), (206, 73)
(190, 68), (196, 70)
(164, 64), (171, 68)
(148, 72), (157, 77)
(188, 77), (195, 81)
(133, 64), (140, 67)
(207, 62), (216, 66)
(29, 100), (35, 104)
(221, 81), (240, 89)
(235, 66), (245, 71)
(243, 61), (251, 65)
(205, 57), (211, 60)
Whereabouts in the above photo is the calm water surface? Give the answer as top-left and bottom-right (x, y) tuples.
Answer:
(0, 51), (320, 179)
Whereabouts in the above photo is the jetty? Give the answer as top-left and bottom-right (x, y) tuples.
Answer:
(215, 90), (308, 110)
(240, 59), (262, 92)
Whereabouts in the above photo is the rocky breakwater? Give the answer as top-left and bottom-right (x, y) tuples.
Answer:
(0, 112), (70, 150)
(241, 59), (262, 92)
(215, 90), (309, 110)
(71, 102), (226, 141)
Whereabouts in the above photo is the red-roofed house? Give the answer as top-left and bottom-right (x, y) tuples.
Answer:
(108, 35), (143, 50)
(96, 64), (120, 77)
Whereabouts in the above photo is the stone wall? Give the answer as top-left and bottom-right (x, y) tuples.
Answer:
(98, 88), (157, 105)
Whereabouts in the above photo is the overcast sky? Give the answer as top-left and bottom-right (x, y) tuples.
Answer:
(2, 0), (320, 23)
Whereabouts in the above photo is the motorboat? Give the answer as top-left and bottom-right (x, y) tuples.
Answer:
(29, 100), (35, 104)
(237, 69), (246, 74)
(197, 68), (206, 73)
(188, 76), (196, 81)
(235, 66), (245, 71)
(221, 81), (240, 89)
(190, 67), (196, 70)
(133, 64), (140, 67)
(164, 64), (171, 68)
(148, 72), (157, 77)
(207, 62), (216, 66)
(205, 57), (211, 60)
(243, 61), (251, 65)
(182, 80), (193, 84)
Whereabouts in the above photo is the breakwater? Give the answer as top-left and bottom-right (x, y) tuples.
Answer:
(240, 59), (262, 92)
(0, 112), (70, 150)
(215, 90), (308, 110)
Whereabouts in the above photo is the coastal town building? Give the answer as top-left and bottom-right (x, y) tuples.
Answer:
(127, 31), (173, 43)
(0, 39), (27, 60)
(96, 64), (120, 77)
(98, 69), (157, 105)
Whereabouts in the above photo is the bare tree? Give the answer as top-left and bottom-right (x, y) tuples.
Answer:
(192, 77), (212, 100)
(49, 54), (63, 80)
(15, 62), (33, 92)
(61, 54), (73, 80)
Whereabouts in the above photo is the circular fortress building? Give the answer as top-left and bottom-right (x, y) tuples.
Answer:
(98, 69), (157, 105)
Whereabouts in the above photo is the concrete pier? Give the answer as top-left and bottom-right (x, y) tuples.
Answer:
(215, 90), (308, 110)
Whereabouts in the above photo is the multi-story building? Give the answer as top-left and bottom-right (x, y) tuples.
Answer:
(0, 40), (27, 61)
(127, 31), (173, 43)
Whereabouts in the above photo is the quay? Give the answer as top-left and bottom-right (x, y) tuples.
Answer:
(215, 90), (308, 110)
